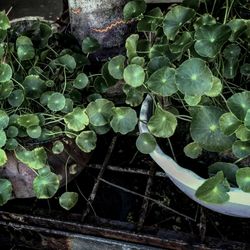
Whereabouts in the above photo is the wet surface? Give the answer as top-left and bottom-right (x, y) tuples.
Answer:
(0, 0), (63, 21)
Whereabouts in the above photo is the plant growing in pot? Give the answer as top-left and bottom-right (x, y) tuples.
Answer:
(107, 0), (250, 217)
(0, 11), (138, 210)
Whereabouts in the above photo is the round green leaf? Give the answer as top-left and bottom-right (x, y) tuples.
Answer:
(125, 34), (139, 61)
(227, 91), (250, 120)
(240, 63), (250, 76)
(8, 89), (24, 107)
(57, 54), (76, 72)
(194, 14), (216, 30)
(195, 171), (230, 204)
(170, 31), (193, 54)
(82, 37), (100, 54)
(0, 11), (10, 30)
(0, 179), (12, 206)
(22, 75), (46, 98)
(235, 125), (250, 141)
(76, 131), (97, 153)
(136, 133), (157, 154)
(0, 130), (6, 148)
(209, 162), (238, 185)
(59, 192), (78, 210)
(110, 107), (138, 135)
(244, 109), (250, 129)
(33, 172), (60, 199)
(27, 125), (42, 139)
(86, 99), (114, 127)
(163, 6), (195, 40)
(219, 112), (241, 136)
(48, 92), (66, 112)
(148, 104), (177, 138)
(147, 56), (171, 74)
(137, 7), (163, 32)
(0, 80), (14, 99)
(236, 167), (250, 192)
(6, 126), (18, 138)
(228, 19), (247, 42)
(17, 114), (40, 128)
(15, 147), (47, 170)
(16, 36), (35, 61)
(0, 110), (9, 129)
(61, 98), (74, 114)
(232, 141), (250, 158)
(108, 55), (126, 80)
(146, 67), (177, 97)
(123, 64), (145, 87)
(64, 108), (89, 132)
(73, 73), (89, 89)
(123, 0), (146, 20)
(52, 141), (64, 154)
(184, 95), (201, 106)
(123, 84), (144, 107)
(205, 76), (222, 97)
(194, 24), (232, 58)
(191, 106), (235, 152)
(176, 58), (213, 96)
(5, 138), (18, 150)
(0, 149), (7, 166)
(184, 142), (202, 159)
(0, 63), (12, 83)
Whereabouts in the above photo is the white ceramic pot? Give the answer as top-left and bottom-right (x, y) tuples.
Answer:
(139, 95), (250, 217)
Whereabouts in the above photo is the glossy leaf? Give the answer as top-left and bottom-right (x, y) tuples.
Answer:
(73, 73), (89, 89)
(0, 11), (10, 30)
(235, 125), (250, 141)
(108, 55), (126, 80)
(123, 0), (146, 20)
(76, 131), (97, 153)
(47, 92), (66, 112)
(0, 80), (14, 100)
(17, 114), (40, 128)
(0, 110), (9, 130)
(163, 6), (195, 40)
(33, 172), (60, 199)
(227, 92), (250, 120)
(184, 142), (202, 159)
(23, 75), (46, 99)
(0, 63), (12, 83)
(110, 107), (138, 134)
(219, 112), (241, 136)
(194, 24), (232, 58)
(148, 104), (177, 138)
(123, 84), (144, 107)
(209, 162), (238, 185)
(0, 179), (12, 205)
(205, 76), (222, 97)
(86, 99), (114, 127)
(125, 34), (139, 61)
(136, 133), (156, 154)
(228, 19), (247, 42)
(82, 37), (100, 54)
(15, 147), (47, 170)
(146, 67), (177, 97)
(123, 64), (145, 87)
(64, 108), (89, 132)
(232, 141), (250, 158)
(176, 58), (213, 96)
(195, 171), (230, 204)
(0, 149), (7, 166)
(236, 167), (250, 192)
(52, 141), (64, 154)
(59, 192), (78, 210)
(191, 106), (235, 152)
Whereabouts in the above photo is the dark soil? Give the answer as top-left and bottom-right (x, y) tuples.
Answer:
(1, 133), (250, 248)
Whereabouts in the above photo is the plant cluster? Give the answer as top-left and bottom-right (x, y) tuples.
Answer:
(0, 13), (138, 209)
(109, 0), (250, 203)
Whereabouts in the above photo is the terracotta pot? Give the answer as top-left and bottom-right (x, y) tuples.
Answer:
(139, 95), (250, 218)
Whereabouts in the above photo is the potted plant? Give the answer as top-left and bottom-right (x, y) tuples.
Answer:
(0, 11), (138, 210)
(106, 0), (250, 217)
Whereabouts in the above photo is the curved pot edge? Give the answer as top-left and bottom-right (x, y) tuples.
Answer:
(139, 95), (250, 218)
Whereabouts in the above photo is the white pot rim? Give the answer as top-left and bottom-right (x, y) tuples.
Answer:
(139, 95), (250, 218)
